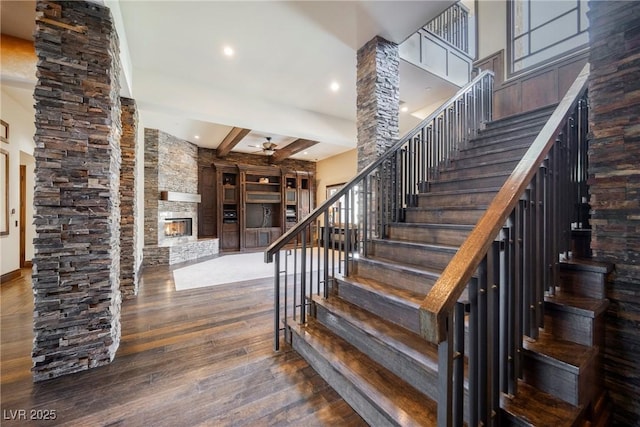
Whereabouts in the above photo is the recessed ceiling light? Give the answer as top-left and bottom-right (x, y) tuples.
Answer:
(401, 106), (409, 113)
(330, 81), (340, 92)
(303, 151), (309, 155)
(223, 46), (234, 57)
(194, 135), (200, 139)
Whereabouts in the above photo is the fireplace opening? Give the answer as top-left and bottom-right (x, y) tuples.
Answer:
(164, 218), (192, 237)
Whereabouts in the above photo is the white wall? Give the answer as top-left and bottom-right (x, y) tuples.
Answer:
(315, 149), (358, 206)
(477, 0), (508, 79)
(20, 151), (35, 263)
(1, 86), (36, 276)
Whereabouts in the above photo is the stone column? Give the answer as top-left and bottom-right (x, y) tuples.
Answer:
(588, 0), (640, 424)
(32, 0), (122, 381)
(356, 36), (400, 171)
(120, 97), (138, 299)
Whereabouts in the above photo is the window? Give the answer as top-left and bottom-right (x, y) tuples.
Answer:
(509, 0), (589, 74)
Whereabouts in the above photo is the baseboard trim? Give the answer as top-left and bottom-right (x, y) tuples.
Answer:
(24, 260), (33, 268)
(1, 269), (22, 283)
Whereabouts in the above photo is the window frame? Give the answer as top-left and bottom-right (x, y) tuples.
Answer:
(507, 0), (589, 77)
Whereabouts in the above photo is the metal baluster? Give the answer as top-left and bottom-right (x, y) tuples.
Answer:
(274, 251), (281, 351)
(453, 301), (465, 427)
(300, 228), (307, 324)
(478, 258), (488, 425)
(323, 213), (330, 299)
(469, 276), (479, 427)
(438, 320), (454, 427)
(488, 241), (501, 425)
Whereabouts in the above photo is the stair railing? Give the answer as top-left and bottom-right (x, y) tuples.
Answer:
(265, 70), (494, 351)
(424, 2), (470, 54)
(420, 63), (590, 426)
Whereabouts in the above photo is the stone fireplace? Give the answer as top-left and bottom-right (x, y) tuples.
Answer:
(143, 129), (218, 266)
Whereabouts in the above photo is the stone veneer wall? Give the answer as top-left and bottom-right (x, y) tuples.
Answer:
(119, 98), (138, 299)
(588, 1), (640, 424)
(356, 36), (400, 171)
(144, 129), (159, 246)
(144, 129), (210, 266)
(32, 0), (122, 381)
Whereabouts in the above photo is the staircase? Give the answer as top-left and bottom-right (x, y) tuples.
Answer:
(266, 66), (612, 426)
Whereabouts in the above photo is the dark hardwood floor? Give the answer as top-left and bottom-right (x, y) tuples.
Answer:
(1, 264), (366, 426)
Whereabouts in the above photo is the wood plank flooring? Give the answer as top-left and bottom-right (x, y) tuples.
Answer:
(1, 264), (366, 426)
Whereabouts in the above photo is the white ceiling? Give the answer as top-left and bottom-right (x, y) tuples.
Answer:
(1, 0), (458, 162)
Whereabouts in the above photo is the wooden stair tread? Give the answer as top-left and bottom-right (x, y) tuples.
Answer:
(389, 223), (474, 232)
(501, 380), (583, 426)
(560, 259), (613, 274)
(406, 204), (488, 212)
(312, 296), (439, 372)
(291, 321), (438, 426)
(523, 331), (596, 374)
(419, 186), (501, 196)
(371, 238), (459, 253)
(354, 257), (442, 282)
(341, 274), (425, 307)
(429, 170), (512, 186)
(482, 104), (557, 130)
(545, 292), (609, 318)
(443, 153), (522, 172)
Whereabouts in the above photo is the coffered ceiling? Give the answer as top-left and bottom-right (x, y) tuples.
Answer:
(1, 0), (458, 162)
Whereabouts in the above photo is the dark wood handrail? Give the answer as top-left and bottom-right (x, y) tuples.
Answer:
(419, 62), (591, 344)
(264, 70), (494, 263)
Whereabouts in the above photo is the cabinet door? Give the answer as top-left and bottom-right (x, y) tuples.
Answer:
(198, 166), (216, 237)
(221, 223), (239, 250)
(223, 186), (237, 203)
(245, 229), (258, 248)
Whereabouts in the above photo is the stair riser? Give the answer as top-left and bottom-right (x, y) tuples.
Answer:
(429, 174), (509, 192)
(353, 259), (436, 294)
(439, 159), (520, 181)
(418, 191), (497, 207)
(470, 126), (543, 146)
(335, 278), (421, 334)
(387, 225), (470, 246)
(559, 269), (606, 299)
(313, 304), (440, 401)
(452, 146), (528, 168)
(404, 208), (483, 225)
(459, 137), (533, 158)
(522, 350), (598, 407)
(370, 241), (454, 271)
(289, 327), (398, 427)
(481, 108), (555, 133)
(543, 309), (605, 348)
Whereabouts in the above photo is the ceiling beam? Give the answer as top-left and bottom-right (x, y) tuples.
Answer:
(216, 127), (251, 158)
(270, 138), (319, 164)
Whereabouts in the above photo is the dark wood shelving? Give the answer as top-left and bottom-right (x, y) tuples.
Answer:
(199, 162), (314, 252)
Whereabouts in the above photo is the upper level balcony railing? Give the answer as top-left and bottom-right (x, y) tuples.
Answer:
(424, 2), (469, 55)
(399, 2), (472, 87)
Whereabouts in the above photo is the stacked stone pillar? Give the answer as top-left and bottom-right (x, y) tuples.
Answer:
(356, 36), (400, 171)
(588, 1), (640, 424)
(32, 0), (122, 381)
(120, 98), (138, 298)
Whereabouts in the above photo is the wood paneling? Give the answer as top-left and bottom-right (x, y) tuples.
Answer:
(0, 268), (365, 426)
(475, 50), (505, 86)
(492, 52), (589, 119)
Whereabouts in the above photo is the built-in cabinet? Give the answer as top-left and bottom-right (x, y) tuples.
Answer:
(202, 162), (315, 252)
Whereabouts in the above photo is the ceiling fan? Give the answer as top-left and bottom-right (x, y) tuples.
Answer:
(251, 137), (278, 155)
